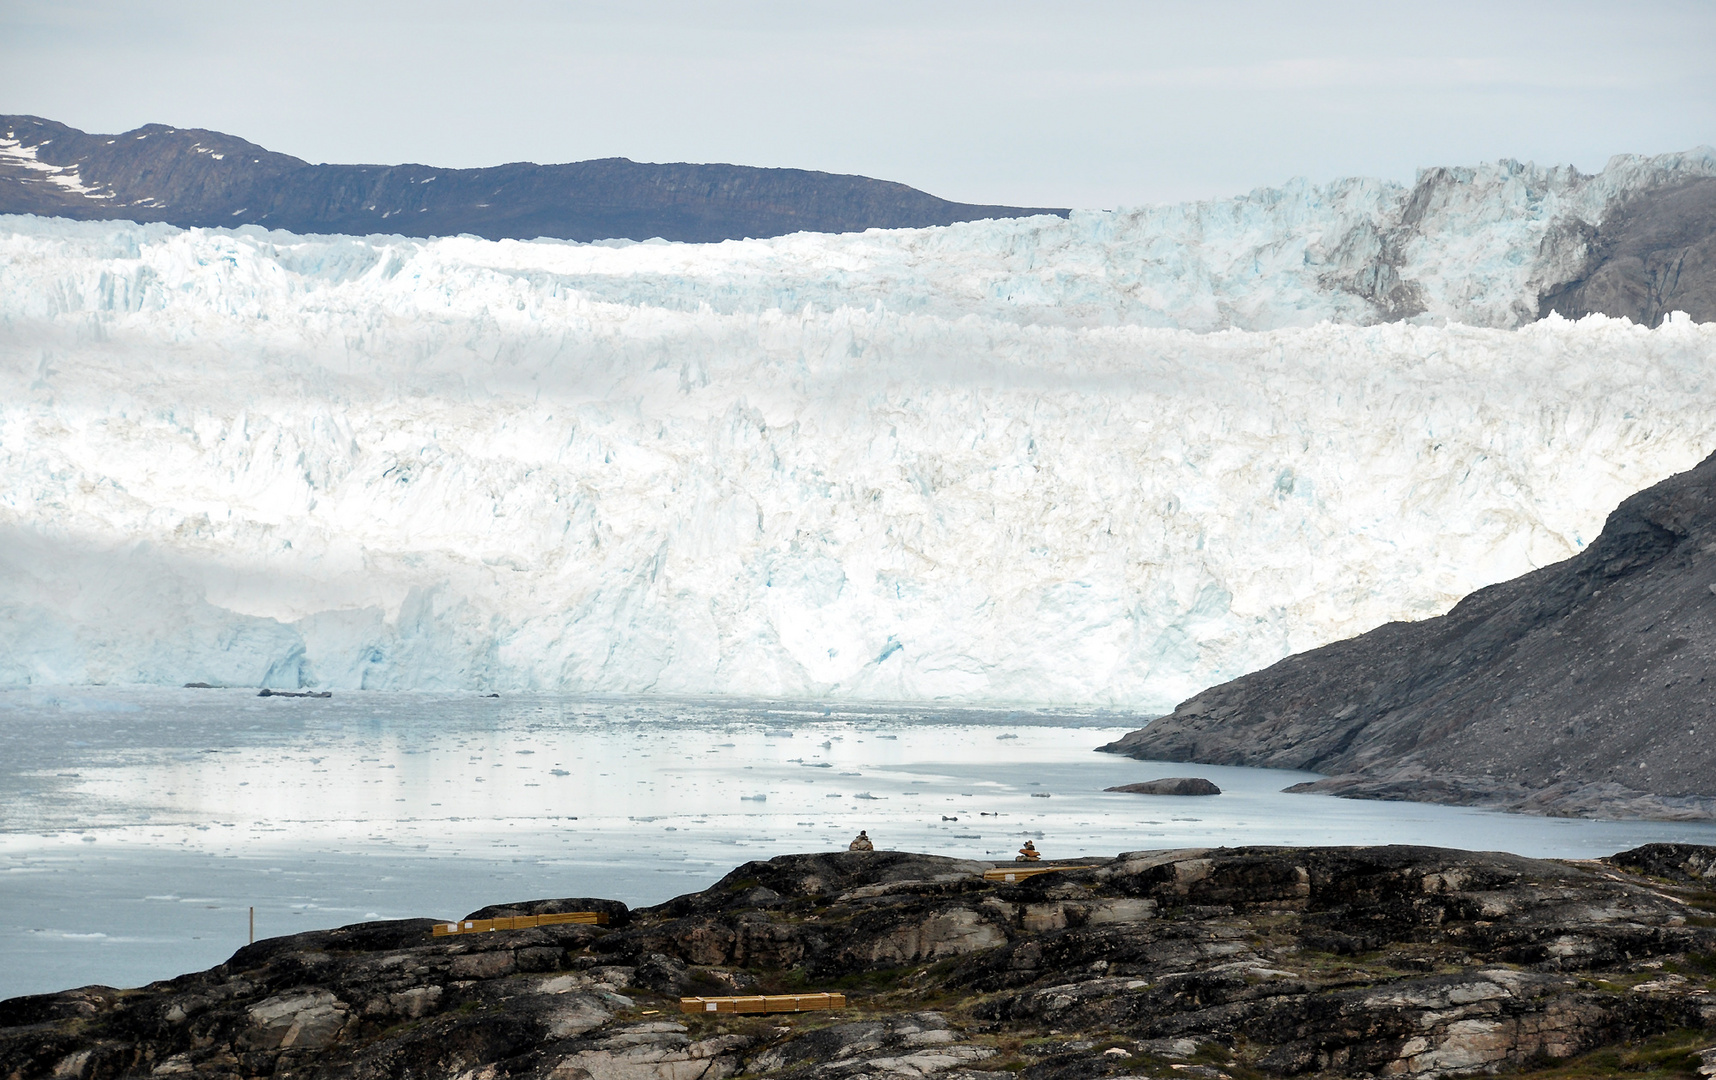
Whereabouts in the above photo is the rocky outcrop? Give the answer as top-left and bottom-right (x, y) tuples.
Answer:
(1105, 779), (1221, 796)
(1100, 451), (1716, 820)
(0, 116), (1066, 244)
(1611, 843), (1716, 884)
(4, 845), (1714, 1080)
(1539, 178), (1716, 326)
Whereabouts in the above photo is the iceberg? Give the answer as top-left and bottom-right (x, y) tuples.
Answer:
(3, 149), (1716, 708)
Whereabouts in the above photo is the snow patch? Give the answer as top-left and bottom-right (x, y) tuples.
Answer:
(0, 139), (115, 199)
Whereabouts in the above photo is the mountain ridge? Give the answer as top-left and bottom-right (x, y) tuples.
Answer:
(0, 115), (1068, 243)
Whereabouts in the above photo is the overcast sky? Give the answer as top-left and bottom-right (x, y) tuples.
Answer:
(5, 0), (1714, 209)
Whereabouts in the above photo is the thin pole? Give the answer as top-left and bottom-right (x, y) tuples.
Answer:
(249, 906), (255, 944)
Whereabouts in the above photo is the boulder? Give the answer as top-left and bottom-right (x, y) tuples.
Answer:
(1105, 778), (1222, 796)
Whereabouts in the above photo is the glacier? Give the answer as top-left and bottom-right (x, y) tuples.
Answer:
(3, 148), (1716, 709)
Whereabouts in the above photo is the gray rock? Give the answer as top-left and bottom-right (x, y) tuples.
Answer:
(1105, 778), (1221, 796)
(1538, 178), (1716, 326)
(1101, 452), (1716, 820)
(240, 991), (348, 1050)
(1610, 842), (1716, 882)
(550, 1031), (746, 1080)
(633, 954), (694, 996)
(749, 1013), (995, 1080)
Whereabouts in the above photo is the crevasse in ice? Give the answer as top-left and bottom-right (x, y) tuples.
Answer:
(2, 148), (1715, 708)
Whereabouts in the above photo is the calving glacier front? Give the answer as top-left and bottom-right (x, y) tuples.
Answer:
(1, 152), (1714, 706)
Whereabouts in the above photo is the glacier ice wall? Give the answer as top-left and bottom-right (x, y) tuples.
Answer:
(424, 147), (1714, 332)
(3, 149), (1716, 709)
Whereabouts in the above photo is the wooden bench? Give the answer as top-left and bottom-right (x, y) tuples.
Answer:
(983, 866), (1094, 883)
(433, 912), (610, 936)
(679, 993), (847, 1015)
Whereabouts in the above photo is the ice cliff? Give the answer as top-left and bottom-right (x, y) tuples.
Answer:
(4, 148), (1716, 707)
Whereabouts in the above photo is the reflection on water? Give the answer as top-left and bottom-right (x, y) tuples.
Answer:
(3, 687), (1713, 998)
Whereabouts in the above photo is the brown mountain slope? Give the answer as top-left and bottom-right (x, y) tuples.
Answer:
(1100, 452), (1716, 820)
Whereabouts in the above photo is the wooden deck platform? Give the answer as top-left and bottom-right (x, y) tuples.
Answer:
(433, 912), (610, 936)
(679, 992), (847, 1014)
(982, 865), (1094, 883)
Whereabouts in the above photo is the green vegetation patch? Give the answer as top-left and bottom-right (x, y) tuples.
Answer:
(1673, 952), (1716, 977)
(1507, 1028), (1715, 1079)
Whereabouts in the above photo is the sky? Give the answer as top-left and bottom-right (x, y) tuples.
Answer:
(4, 0), (1714, 209)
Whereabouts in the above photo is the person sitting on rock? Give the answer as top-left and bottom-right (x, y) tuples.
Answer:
(1016, 840), (1041, 862)
(848, 830), (874, 851)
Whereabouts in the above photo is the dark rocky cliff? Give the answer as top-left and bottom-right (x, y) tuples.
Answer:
(1101, 453), (1716, 820)
(1539, 178), (1716, 326)
(0, 116), (1067, 243)
(3, 845), (1713, 1080)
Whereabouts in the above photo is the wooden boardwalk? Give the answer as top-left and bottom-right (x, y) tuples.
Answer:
(680, 992), (847, 1014)
(433, 912), (610, 936)
(982, 865), (1094, 883)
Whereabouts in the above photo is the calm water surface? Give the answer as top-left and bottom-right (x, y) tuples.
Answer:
(4, 687), (1714, 999)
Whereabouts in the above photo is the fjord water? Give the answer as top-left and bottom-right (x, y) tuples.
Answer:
(6, 688), (1716, 1000)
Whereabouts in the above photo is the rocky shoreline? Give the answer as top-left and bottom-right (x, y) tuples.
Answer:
(4, 843), (1715, 1080)
(1100, 453), (1716, 822)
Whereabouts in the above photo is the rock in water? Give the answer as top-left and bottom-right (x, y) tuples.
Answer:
(1105, 777), (1222, 796)
(1101, 451), (1716, 820)
(4, 845), (1714, 1080)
